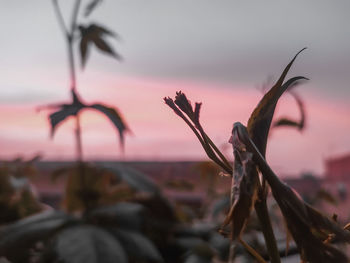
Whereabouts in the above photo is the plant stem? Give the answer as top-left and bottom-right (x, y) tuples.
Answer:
(255, 195), (281, 263)
(69, 0), (82, 161)
(75, 113), (83, 162)
(239, 237), (267, 263)
(53, 0), (83, 160)
(52, 0), (68, 37)
(228, 242), (236, 263)
(67, 36), (77, 92)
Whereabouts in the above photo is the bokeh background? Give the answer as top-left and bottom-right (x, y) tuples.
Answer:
(1, 0), (350, 175)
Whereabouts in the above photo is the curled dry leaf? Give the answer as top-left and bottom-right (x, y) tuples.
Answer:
(247, 48), (308, 157)
(273, 91), (306, 131)
(233, 122), (350, 263)
(222, 136), (259, 239)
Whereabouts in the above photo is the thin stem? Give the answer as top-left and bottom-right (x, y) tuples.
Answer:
(67, 0), (81, 92)
(67, 0), (82, 160)
(203, 132), (231, 169)
(255, 197), (281, 263)
(239, 237), (267, 263)
(52, 0), (68, 37)
(196, 125), (232, 173)
(67, 37), (77, 91)
(53, 0), (83, 160)
(75, 113), (83, 162)
(179, 113), (232, 174)
(228, 242), (236, 263)
(70, 0), (81, 33)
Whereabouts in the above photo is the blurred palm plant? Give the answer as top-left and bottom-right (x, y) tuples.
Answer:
(164, 49), (350, 262)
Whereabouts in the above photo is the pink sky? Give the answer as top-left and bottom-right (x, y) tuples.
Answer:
(1, 75), (349, 176)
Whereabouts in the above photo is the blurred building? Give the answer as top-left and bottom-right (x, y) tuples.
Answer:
(324, 153), (350, 182)
(322, 153), (350, 221)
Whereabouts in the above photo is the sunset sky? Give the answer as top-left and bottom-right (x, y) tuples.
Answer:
(1, 1), (350, 175)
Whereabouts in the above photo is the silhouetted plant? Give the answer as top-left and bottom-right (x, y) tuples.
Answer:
(164, 49), (350, 262)
(39, 0), (130, 161)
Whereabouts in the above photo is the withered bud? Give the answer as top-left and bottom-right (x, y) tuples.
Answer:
(163, 97), (185, 118)
(174, 91), (195, 120)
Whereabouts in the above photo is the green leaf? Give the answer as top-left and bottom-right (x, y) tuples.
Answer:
(78, 24), (121, 68)
(0, 211), (73, 259)
(88, 103), (130, 149)
(87, 202), (145, 230)
(53, 225), (127, 263)
(84, 0), (103, 17)
(247, 48), (307, 157)
(105, 164), (159, 194)
(111, 229), (163, 262)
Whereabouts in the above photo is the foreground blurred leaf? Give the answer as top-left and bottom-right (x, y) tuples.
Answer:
(79, 23), (121, 68)
(53, 225), (127, 263)
(63, 163), (113, 211)
(184, 242), (215, 263)
(87, 202), (145, 230)
(208, 232), (230, 261)
(211, 196), (230, 218)
(314, 188), (338, 205)
(233, 122), (350, 263)
(105, 164), (160, 194)
(111, 229), (163, 262)
(0, 211), (73, 260)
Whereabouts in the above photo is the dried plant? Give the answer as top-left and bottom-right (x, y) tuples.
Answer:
(164, 49), (350, 262)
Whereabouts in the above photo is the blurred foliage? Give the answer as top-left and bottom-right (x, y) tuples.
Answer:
(0, 162), (236, 263)
(0, 157), (43, 224)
